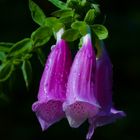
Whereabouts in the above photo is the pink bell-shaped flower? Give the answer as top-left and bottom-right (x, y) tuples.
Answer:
(32, 29), (72, 130)
(63, 34), (100, 128)
(86, 42), (126, 140)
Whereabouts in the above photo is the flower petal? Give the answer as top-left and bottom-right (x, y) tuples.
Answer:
(86, 42), (126, 140)
(95, 42), (113, 112)
(32, 100), (64, 130)
(32, 29), (72, 130)
(63, 101), (99, 128)
(86, 107), (126, 140)
(63, 34), (100, 128)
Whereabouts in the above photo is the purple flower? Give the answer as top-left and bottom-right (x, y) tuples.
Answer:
(86, 42), (126, 140)
(32, 29), (72, 130)
(63, 34), (100, 128)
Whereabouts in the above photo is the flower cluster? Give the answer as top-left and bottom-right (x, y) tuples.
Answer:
(32, 29), (125, 140)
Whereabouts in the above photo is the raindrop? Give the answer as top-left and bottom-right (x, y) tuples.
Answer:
(78, 73), (81, 76)
(88, 54), (92, 59)
(54, 73), (57, 76)
(60, 74), (64, 78)
(48, 58), (52, 65)
(45, 64), (49, 70)
(46, 83), (48, 86)
(57, 80), (61, 85)
(51, 45), (56, 51)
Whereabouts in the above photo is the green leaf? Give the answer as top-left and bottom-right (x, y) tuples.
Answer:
(91, 3), (100, 15)
(21, 60), (32, 89)
(0, 52), (6, 61)
(79, 24), (90, 35)
(66, 0), (80, 11)
(51, 9), (74, 17)
(31, 26), (52, 47)
(36, 48), (46, 66)
(44, 17), (64, 32)
(48, 0), (67, 9)
(71, 21), (87, 30)
(9, 38), (32, 56)
(0, 42), (14, 53)
(44, 17), (58, 27)
(59, 16), (74, 25)
(53, 22), (64, 33)
(12, 59), (22, 65)
(84, 9), (96, 24)
(91, 24), (108, 40)
(29, 0), (46, 26)
(71, 21), (89, 36)
(22, 53), (32, 61)
(78, 37), (83, 49)
(62, 29), (80, 41)
(0, 62), (14, 82)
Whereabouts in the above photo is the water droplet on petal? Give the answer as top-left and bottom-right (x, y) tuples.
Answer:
(51, 45), (56, 51)
(78, 73), (81, 76)
(45, 64), (49, 70)
(61, 74), (63, 78)
(88, 54), (92, 59)
(57, 80), (61, 85)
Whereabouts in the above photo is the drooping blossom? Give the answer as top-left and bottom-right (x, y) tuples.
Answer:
(86, 42), (126, 140)
(32, 29), (72, 130)
(63, 34), (100, 128)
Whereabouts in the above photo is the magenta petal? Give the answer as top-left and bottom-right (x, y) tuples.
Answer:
(86, 43), (126, 140)
(63, 34), (100, 128)
(32, 29), (72, 130)
(32, 101), (64, 130)
(86, 108), (126, 140)
(86, 119), (95, 140)
(63, 102), (99, 128)
(95, 42), (113, 112)
(93, 108), (126, 128)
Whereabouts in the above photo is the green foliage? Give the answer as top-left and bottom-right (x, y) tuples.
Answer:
(91, 3), (100, 15)
(44, 17), (58, 27)
(62, 29), (80, 41)
(48, 0), (67, 9)
(84, 9), (96, 24)
(78, 37), (83, 48)
(53, 23), (65, 33)
(66, 0), (81, 10)
(29, 0), (46, 26)
(51, 9), (74, 17)
(36, 48), (46, 66)
(59, 16), (74, 26)
(0, 0), (108, 97)
(91, 24), (108, 40)
(79, 24), (90, 35)
(31, 26), (52, 47)
(0, 42), (14, 53)
(0, 62), (14, 82)
(0, 52), (6, 62)
(71, 21), (89, 35)
(9, 38), (32, 57)
(21, 60), (32, 89)
(71, 21), (87, 29)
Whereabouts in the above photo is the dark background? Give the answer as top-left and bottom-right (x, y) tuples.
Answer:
(0, 0), (140, 140)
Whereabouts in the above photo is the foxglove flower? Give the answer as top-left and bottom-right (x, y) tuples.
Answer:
(32, 29), (72, 130)
(63, 34), (100, 128)
(86, 42), (126, 140)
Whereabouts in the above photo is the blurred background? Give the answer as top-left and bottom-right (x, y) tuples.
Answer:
(0, 0), (140, 140)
